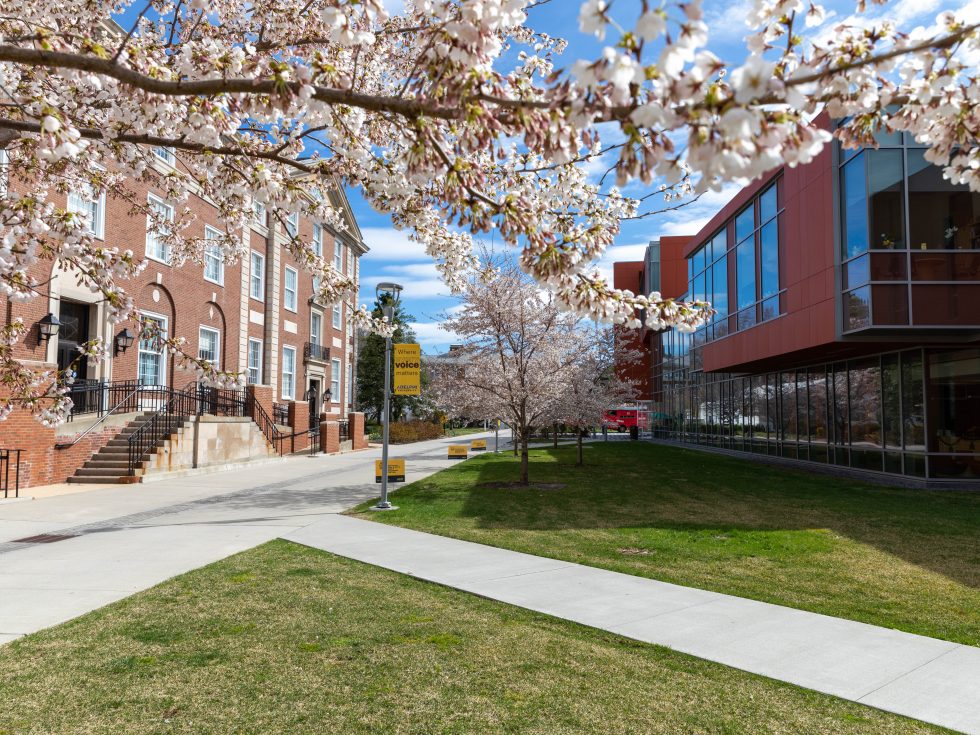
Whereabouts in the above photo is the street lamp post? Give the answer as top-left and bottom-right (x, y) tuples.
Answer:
(372, 281), (403, 511)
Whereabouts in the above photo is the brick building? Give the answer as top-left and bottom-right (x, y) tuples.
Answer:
(614, 116), (980, 487)
(1, 148), (368, 489)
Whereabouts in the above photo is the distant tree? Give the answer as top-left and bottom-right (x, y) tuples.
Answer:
(355, 296), (429, 424)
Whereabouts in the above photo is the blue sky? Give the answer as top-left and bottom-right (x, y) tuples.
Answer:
(354, 0), (976, 353)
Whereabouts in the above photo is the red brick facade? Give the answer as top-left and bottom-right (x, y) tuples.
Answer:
(1, 156), (366, 488)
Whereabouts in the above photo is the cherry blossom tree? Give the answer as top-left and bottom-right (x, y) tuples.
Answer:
(1, 0), (978, 424)
(548, 326), (639, 466)
(431, 263), (579, 485)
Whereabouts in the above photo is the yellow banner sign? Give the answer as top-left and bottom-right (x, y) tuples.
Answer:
(448, 445), (468, 459)
(375, 458), (406, 483)
(470, 439), (487, 451)
(393, 343), (421, 396)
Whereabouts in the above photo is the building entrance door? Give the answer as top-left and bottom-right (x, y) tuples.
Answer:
(56, 301), (90, 382)
(307, 380), (321, 431)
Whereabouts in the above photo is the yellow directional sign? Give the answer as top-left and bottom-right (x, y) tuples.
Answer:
(448, 445), (468, 459)
(470, 439), (487, 451)
(375, 458), (406, 483)
(393, 343), (421, 395)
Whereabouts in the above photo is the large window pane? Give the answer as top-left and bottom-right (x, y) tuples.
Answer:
(842, 153), (868, 259)
(736, 239), (756, 310)
(868, 149), (905, 250)
(882, 354), (901, 449)
(832, 366), (850, 446)
(849, 359), (881, 448)
(711, 258), (728, 317)
(901, 351), (925, 451)
(735, 205), (755, 244)
(907, 149), (980, 250)
(844, 254), (870, 289)
(760, 220), (779, 298)
(808, 369), (828, 444)
(927, 349), (980, 453)
(844, 286), (871, 331)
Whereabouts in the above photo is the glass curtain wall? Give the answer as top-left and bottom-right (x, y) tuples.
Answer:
(651, 335), (980, 482)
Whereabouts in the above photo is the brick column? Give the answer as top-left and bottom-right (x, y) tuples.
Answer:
(0, 360), (57, 489)
(348, 412), (367, 450)
(246, 384), (274, 423)
(320, 421), (340, 454)
(286, 400), (309, 452)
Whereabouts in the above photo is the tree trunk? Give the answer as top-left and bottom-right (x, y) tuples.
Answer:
(577, 430), (583, 466)
(520, 430), (530, 485)
(553, 422), (558, 449)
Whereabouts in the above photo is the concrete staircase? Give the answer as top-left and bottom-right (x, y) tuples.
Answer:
(68, 413), (187, 484)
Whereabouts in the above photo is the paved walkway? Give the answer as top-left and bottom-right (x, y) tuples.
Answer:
(0, 431), (501, 645)
(284, 515), (980, 735)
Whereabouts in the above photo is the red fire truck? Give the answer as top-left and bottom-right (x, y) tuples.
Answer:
(603, 407), (640, 432)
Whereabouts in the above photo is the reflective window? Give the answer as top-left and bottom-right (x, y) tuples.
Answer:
(907, 149), (980, 250)
(736, 240), (755, 310)
(844, 286), (871, 331)
(842, 153), (868, 259)
(869, 150), (905, 250)
(760, 221), (779, 298)
(735, 205), (755, 244)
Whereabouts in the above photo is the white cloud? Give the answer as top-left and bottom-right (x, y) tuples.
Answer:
(410, 321), (459, 350)
(360, 227), (428, 263)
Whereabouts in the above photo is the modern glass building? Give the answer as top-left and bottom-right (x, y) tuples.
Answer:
(617, 116), (980, 486)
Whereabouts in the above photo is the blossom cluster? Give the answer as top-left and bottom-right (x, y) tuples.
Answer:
(0, 0), (976, 422)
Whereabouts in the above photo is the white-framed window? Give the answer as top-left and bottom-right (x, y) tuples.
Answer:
(146, 194), (174, 264)
(310, 311), (322, 348)
(247, 338), (263, 384)
(198, 326), (220, 367)
(253, 200), (266, 225)
(137, 312), (168, 386)
(330, 358), (341, 403)
(250, 251), (265, 301)
(68, 183), (106, 239)
(332, 303), (341, 329)
(334, 240), (343, 273)
(154, 147), (176, 165)
(346, 358), (353, 409)
(313, 224), (323, 257)
(204, 226), (224, 285)
(282, 345), (296, 399)
(284, 266), (298, 311)
(285, 212), (298, 238)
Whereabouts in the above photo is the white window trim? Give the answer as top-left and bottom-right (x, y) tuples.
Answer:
(284, 266), (298, 312)
(310, 311), (322, 347)
(203, 226), (225, 286)
(285, 212), (299, 238)
(330, 358), (341, 404)
(334, 240), (343, 273)
(247, 337), (263, 385)
(332, 303), (341, 330)
(312, 224), (323, 256)
(68, 184), (106, 240)
(154, 146), (176, 166)
(137, 311), (168, 387)
(250, 250), (265, 302)
(282, 345), (297, 400)
(146, 193), (174, 265)
(198, 325), (220, 368)
(253, 200), (266, 225)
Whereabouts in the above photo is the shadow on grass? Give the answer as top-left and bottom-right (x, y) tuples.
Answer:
(392, 442), (980, 593)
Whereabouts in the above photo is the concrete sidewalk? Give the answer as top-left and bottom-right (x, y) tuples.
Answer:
(284, 515), (980, 735)
(0, 431), (502, 645)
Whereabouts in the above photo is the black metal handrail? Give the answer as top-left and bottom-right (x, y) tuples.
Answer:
(194, 383), (248, 417)
(56, 383), (149, 448)
(273, 402), (289, 425)
(303, 342), (331, 363)
(67, 379), (143, 421)
(248, 394), (286, 456)
(338, 419), (350, 442)
(127, 388), (199, 475)
(1, 448), (22, 499)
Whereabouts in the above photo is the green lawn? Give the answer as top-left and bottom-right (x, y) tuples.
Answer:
(353, 442), (980, 647)
(0, 541), (948, 734)
(443, 426), (489, 437)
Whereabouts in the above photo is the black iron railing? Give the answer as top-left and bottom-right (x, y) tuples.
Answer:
(338, 419), (350, 442)
(304, 342), (330, 363)
(56, 382), (148, 449)
(126, 387), (199, 476)
(273, 402), (289, 425)
(0, 448), (22, 499)
(67, 379), (143, 421)
(193, 383), (248, 417)
(248, 394), (286, 455)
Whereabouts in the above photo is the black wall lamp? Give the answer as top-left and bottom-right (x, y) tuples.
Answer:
(114, 327), (136, 356)
(37, 313), (60, 343)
